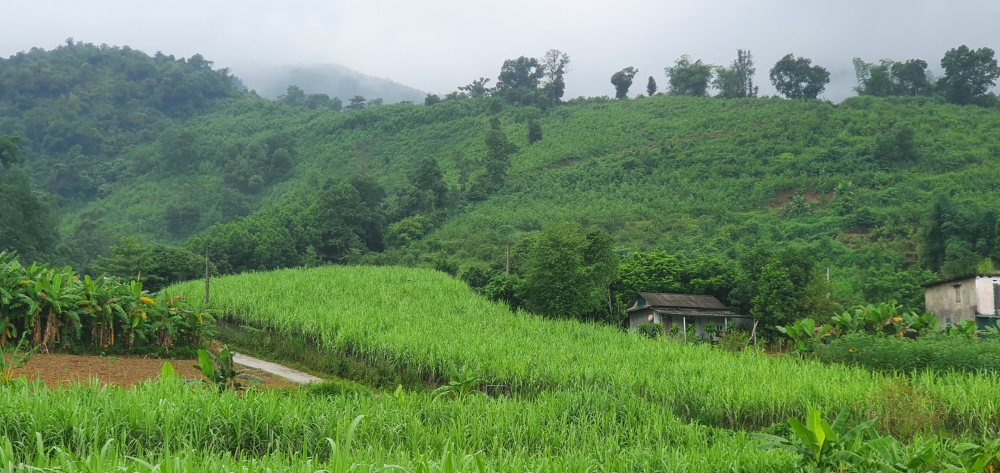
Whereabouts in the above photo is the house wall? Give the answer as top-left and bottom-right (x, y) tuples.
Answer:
(628, 308), (660, 329)
(662, 315), (753, 339)
(975, 276), (1000, 316)
(925, 277), (977, 327)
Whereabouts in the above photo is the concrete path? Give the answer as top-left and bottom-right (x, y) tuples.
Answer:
(232, 352), (324, 384)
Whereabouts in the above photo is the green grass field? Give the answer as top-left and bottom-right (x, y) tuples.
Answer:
(3, 265), (999, 471)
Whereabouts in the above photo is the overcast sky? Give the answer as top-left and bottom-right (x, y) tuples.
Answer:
(3, 0), (998, 101)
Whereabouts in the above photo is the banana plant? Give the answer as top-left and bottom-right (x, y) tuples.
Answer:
(32, 267), (81, 352)
(755, 407), (878, 470)
(947, 320), (980, 341)
(903, 310), (940, 338)
(777, 318), (832, 355)
(121, 281), (154, 349)
(194, 346), (262, 393)
(831, 310), (863, 338)
(941, 438), (1000, 472)
(78, 275), (126, 348)
(432, 365), (483, 400)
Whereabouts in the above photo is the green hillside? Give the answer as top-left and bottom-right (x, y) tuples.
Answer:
(60, 94), (1000, 307)
(4, 46), (1000, 316)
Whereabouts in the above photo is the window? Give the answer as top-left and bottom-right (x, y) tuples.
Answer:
(954, 284), (962, 303)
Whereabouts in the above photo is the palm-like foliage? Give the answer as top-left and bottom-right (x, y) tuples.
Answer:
(0, 253), (214, 353)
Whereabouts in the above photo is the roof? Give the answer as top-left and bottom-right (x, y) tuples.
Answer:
(922, 271), (1000, 288)
(626, 292), (744, 317)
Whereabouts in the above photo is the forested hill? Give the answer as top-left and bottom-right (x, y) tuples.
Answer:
(58, 94), (1000, 304)
(3, 44), (1000, 315)
(0, 39), (238, 199)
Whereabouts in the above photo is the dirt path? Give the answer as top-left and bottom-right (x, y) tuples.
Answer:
(231, 352), (323, 384)
(8, 353), (295, 388)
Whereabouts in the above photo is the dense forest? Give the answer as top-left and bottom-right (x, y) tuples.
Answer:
(2, 41), (1000, 327)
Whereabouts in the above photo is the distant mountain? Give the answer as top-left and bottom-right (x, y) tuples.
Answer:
(236, 64), (426, 103)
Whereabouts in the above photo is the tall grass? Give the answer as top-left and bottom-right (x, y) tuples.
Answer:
(173, 266), (1000, 435)
(0, 380), (794, 472)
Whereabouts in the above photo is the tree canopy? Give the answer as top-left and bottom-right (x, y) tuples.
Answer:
(769, 54), (831, 99)
(665, 55), (714, 97)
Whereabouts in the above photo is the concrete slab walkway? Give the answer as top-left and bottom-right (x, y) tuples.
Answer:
(232, 352), (323, 384)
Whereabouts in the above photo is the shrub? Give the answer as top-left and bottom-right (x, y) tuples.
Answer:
(636, 323), (663, 339)
(718, 330), (751, 353)
(817, 333), (1000, 373)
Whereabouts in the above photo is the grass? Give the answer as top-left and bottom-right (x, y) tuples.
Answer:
(172, 265), (1000, 436)
(0, 379), (795, 472)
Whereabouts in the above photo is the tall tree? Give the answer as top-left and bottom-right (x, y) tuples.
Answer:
(610, 67), (638, 99)
(714, 49), (758, 98)
(853, 58), (933, 97)
(665, 56), (714, 97)
(769, 54), (831, 99)
(646, 76), (657, 96)
(541, 49), (571, 106)
(523, 223), (618, 322)
(278, 85), (306, 106)
(495, 56), (545, 105)
(0, 136), (61, 263)
(458, 77), (492, 98)
(477, 117), (518, 195)
(937, 45), (1000, 106)
(346, 95), (367, 110)
(0, 135), (21, 169)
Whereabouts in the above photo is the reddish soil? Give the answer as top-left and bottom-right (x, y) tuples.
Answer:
(5, 354), (294, 388)
(769, 188), (835, 209)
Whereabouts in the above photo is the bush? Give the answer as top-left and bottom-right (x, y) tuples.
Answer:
(817, 333), (1000, 373)
(718, 330), (751, 353)
(636, 323), (663, 339)
(306, 378), (371, 397)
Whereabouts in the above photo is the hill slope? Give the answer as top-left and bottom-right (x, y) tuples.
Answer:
(64, 94), (1000, 304)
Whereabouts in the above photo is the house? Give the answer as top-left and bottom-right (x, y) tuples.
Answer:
(923, 272), (1000, 329)
(626, 292), (752, 338)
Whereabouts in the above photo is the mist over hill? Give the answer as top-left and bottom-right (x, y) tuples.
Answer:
(237, 63), (426, 103)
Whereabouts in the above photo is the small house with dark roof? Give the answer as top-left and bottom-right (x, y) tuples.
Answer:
(923, 271), (1000, 329)
(626, 292), (752, 338)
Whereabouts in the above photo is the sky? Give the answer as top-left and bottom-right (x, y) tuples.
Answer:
(2, 0), (998, 101)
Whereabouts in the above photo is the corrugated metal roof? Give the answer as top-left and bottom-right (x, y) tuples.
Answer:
(637, 292), (729, 310)
(626, 292), (743, 317)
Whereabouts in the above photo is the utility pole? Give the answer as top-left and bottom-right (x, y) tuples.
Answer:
(506, 243), (511, 275)
(204, 243), (211, 305)
(826, 266), (830, 299)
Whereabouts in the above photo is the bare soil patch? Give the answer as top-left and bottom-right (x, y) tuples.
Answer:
(5, 353), (294, 388)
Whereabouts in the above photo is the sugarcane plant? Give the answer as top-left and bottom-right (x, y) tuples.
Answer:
(0, 331), (39, 386)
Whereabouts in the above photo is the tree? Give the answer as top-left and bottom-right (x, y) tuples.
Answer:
(610, 67), (638, 99)
(345, 95), (367, 110)
(523, 223), (618, 322)
(367, 98), (384, 106)
(730, 246), (818, 328)
(665, 56), (714, 97)
(424, 94), (441, 106)
(0, 135), (21, 169)
(495, 56), (545, 105)
(541, 49), (570, 106)
(937, 45), (1000, 105)
(646, 76), (657, 96)
(527, 120), (543, 145)
(853, 58), (933, 97)
(769, 54), (830, 99)
(473, 117), (518, 196)
(714, 49), (758, 98)
(458, 77), (492, 98)
(278, 85), (306, 106)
